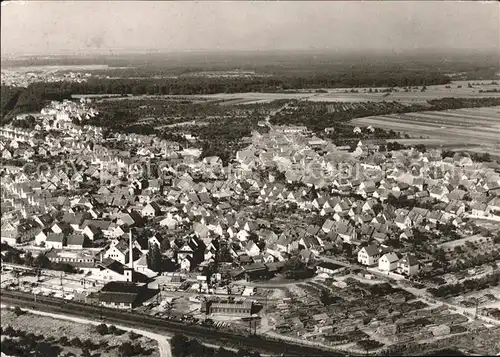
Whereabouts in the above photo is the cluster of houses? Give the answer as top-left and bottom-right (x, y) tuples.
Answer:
(1, 69), (91, 88)
(357, 243), (420, 276)
(2, 100), (500, 292)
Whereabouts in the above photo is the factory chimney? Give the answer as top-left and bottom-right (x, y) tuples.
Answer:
(129, 229), (134, 269)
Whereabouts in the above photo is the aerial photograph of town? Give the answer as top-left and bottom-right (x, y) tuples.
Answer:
(1, 1), (499, 356)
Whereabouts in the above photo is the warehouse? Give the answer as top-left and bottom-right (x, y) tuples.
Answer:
(207, 300), (253, 316)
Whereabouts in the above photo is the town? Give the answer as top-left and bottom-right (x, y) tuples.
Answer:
(2, 2), (500, 356)
(1, 92), (500, 355)
(1, 68), (94, 88)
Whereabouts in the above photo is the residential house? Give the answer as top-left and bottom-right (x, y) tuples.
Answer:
(397, 254), (420, 276)
(66, 233), (87, 249)
(358, 244), (381, 266)
(141, 202), (162, 217)
(378, 252), (399, 272)
(45, 233), (66, 249)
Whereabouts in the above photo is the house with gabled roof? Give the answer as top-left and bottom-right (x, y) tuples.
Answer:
(244, 240), (261, 257)
(378, 252), (399, 272)
(82, 224), (100, 241)
(321, 219), (335, 233)
(276, 234), (299, 253)
(66, 233), (87, 249)
(33, 213), (54, 229)
(397, 254), (419, 276)
(358, 243), (381, 266)
(336, 221), (356, 243)
(51, 221), (72, 235)
(395, 214), (412, 230)
(486, 197), (500, 216)
(81, 219), (113, 237)
(45, 233), (66, 249)
(95, 259), (134, 283)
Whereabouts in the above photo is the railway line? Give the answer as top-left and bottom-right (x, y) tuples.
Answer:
(0, 289), (343, 356)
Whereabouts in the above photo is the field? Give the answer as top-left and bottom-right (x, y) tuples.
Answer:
(146, 80), (500, 105)
(352, 106), (500, 154)
(310, 80), (500, 103)
(1, 308), (160, 357)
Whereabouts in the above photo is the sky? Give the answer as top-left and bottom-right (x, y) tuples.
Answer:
(1, 1), (499, 56)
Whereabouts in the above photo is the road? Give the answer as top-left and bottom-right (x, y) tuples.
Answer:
(1, 304), (172, 357)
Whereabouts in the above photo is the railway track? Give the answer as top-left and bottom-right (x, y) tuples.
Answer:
(0, 289), (342, 356)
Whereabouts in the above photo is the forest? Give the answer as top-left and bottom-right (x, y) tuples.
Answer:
(0, 66), (452, 123)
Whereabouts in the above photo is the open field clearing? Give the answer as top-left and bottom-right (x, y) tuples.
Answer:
(65, 79), (500, 105)
(311, 82), (500, 103)
(352, 106), (500, 147)
(127, 80), (500, 104)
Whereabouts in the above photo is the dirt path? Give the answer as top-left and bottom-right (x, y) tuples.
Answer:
(0, 305), (171, 357)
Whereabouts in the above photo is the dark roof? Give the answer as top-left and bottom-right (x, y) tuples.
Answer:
(243, 263), (267, 272)
(91, 291), (137, 304)
(81, 219), (112, 230)
(67, 234), (85, 246)
(101, 281), (141, 294)
(98, 259), (125, 274)
(46, 233), (65, 243)
(362, 244), (380, 257)
(317, 261), (342, 271)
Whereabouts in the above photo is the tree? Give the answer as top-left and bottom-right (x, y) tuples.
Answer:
(161, 237), (171, 251)
(24, 252), (34, 267)
(128, 331), (141, 340)
(95, 323), (109, 335)
(13, 306), (25, 316)
(118, 342), (133, 357)
(70, 337), (81, 347)
(282, 257), (313, 280)
(3, 326), (15, 336)
(33, 252), (51, 269)
(171, 334), (189, 357)
(147, 243), (162, 273)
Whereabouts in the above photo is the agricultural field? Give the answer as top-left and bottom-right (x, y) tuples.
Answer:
(151, 80), (500, 104)
(352, 106), (500, 154)
(310, 80), (500, 103)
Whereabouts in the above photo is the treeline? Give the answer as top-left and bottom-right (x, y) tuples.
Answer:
(0, 86), (23, 122)
(427, 97), (500, 110)
(171, 334), (261, 357)
(0, 70), (456, 124)
(1, 70), (451, 115)
(271, 100), (417, 132)
(427, 270), (500, 298)
(271, 97), (500, 133)
(64, 73), (451, 94)
(0, 83), (72, 124)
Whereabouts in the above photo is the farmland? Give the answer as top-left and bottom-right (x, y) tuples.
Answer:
(352, 106), (500, 155)
(142, 80), (500, 105)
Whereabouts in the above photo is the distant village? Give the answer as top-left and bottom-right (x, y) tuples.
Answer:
(1, 69), (92, 88)
(1, 97), (500, 351)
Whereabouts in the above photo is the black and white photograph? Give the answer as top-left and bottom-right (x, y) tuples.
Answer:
(1, 1), (500, 356)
